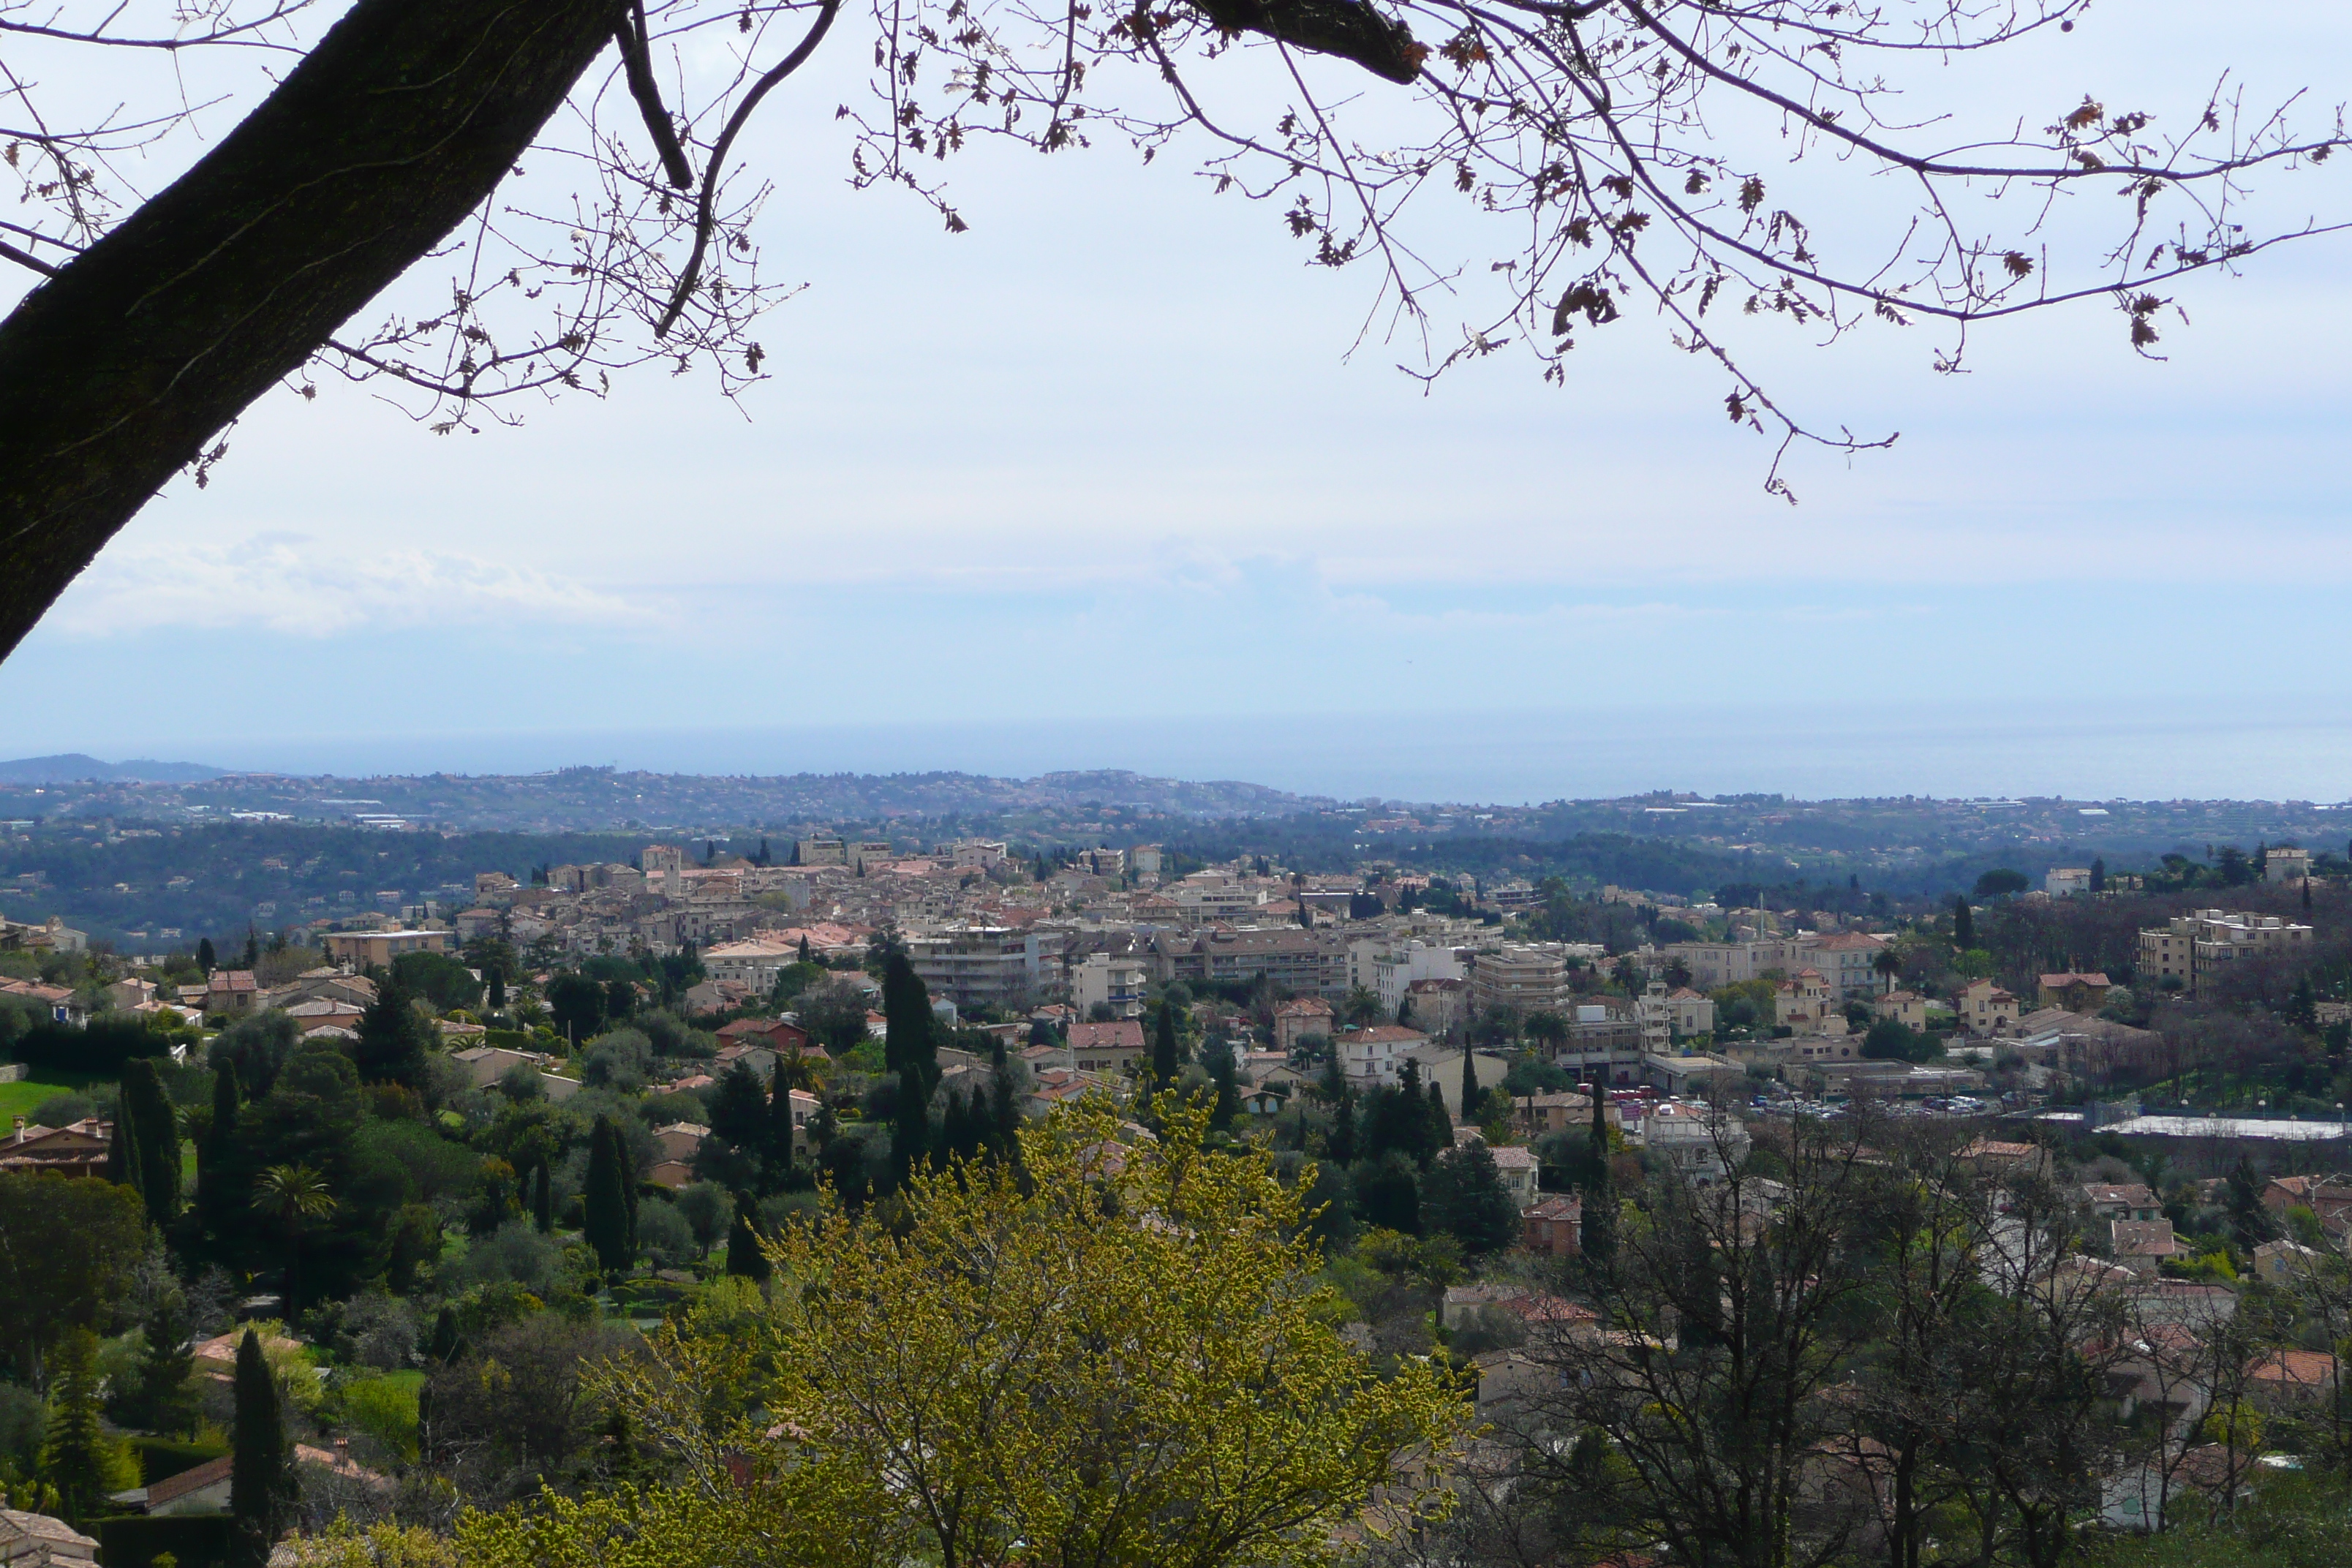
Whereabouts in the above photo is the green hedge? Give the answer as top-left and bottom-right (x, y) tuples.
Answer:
(97, 1513), (236, 1568)
(129, 1436), (230, 1486)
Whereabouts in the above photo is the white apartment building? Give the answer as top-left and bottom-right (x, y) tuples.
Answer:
(2138, 908), (2314, 992)
(951, 839), (1009, 869)
(1337, 1025), (1429, 1091)
(1467, 945), (1572, 1017)
(1170, 872), (1268, 921)
(703, 935), (808, 991)
(2046, 867), (2094, 897)
(1349, 937), (1466, 1017)
(1070, 951), (1148, 1019)
(908, 925), (1066, 1011)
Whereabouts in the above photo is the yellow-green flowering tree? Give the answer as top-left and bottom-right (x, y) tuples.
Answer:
(461, 1099), (1466, 1568)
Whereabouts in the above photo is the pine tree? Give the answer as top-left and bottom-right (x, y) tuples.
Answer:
(1425, 1142), (1520, 1255)
(121, 1058), (181, 1225)
(229, 1329), (289, 1567)
(353, 975), (431, 1088)
(1583, 1076), (1617, 1267)
(42, 1327), (116, 1522)
(725, 1193), (770, 1282)
(1952, 895), (1975, 951)
(129, 1282), (197, 1436)
(583, 1115), (634, 1275)
(532, 1160), (553, 1232)
(197, 936), (217, 974)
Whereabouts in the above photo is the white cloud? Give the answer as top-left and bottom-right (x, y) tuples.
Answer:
(49, 534), (655, 638)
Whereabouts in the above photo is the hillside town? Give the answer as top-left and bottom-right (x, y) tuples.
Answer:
(4, 819), (2352, 1568)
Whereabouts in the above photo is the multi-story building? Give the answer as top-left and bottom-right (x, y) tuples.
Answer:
(908, 925), (1066, 1011)
(1809, 931), (1891, 1003)
(1336, 1025), (1429, 1090)
(1403, 976), (1466, 1038)
(1350, 937), (1466, 1017)
(1466, 944), (1571, 1018)
(1954, 976), (2021, 1036)
(795, 836), (848, 867)
(2138, 908), (2314, 992)
(1662, 934), (1823, 991)
(2267, 847), (2313, 885)
(1070, 951), (1148, 1019)
(1153, 929), (1343, 995)
(323, 928), (449, 968)
(1169, 872), (1269, 922)
(2046, 867), (2094, 897)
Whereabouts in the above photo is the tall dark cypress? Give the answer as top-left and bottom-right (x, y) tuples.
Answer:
(121, 1058), (181, 1225)
(197, 936), (218, 975)
(1460, 1049), (1480, 1122)
(990, 1041), (1021, 1156)
(201, 1058), (244, 1246)
(892, 1067), (932, 1185)
(1952, 894), (1975, 950)
(487, 967), (507, 1010)
(583, 1116), (633, 1275)
(725, 1192), (770, 1282)
(1583, 1075), (1616, 1266)
(1210, 1047), (1240, 1128)
(230, 1330), (288, 1568)
(883, 949), (938, 1093)
(1427, 1079), (1453, 1152)
(768, 1062), (798, 1183)
(1328, 1091), (1357, 1165)
(105, 1096), (144, 1196)
(1151, 1000), (1181, 1094)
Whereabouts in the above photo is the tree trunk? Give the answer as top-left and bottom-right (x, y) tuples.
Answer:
(0, 0), (619, 660)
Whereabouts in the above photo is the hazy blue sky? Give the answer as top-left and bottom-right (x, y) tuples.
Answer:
(3, 4), (2348, 798)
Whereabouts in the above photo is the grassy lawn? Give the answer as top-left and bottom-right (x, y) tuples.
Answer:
(0, 1069), (99, 1122)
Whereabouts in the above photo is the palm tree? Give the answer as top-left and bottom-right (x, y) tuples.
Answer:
(252, 1164), (334, 1316)
(1872, 947), (1904, 995)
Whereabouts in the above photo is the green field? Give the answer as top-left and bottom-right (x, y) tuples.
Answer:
(0, 1069), (100, 1123)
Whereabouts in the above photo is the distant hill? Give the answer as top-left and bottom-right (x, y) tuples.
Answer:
(0, 753), (225, 784)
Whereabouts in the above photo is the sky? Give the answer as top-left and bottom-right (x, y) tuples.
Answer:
(2, 4), (2350, 801)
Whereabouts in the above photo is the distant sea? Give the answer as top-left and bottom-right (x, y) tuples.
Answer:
(182, 700), (2352, 805)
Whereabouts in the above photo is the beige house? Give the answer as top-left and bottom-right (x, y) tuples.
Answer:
(2138, 908), (2313, 992)
(1272, 997), (1335, 1051)
(323, 929), (450, 968)
(1874, 990), (1928, 1030)
(1774, 970), (1846, 1035)
(1953, 977), (2019, 1036)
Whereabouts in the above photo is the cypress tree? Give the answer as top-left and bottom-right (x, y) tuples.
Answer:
(229, 1329), (289, 1567)
(725, 1193), (770, 1282)
(2089, 856), (2106, 894)
(892, 1066), (932, 1185)
(242, 929), (260, 969)
(197, 936), (217, 974)
(768, 1061), (798, 1183)
(1428, 1079), (1454, 1151)
(532, 1160), (553, 1232)
(1328, 1091), (1357, 1164)
(1210, 1047), (1240, 1128)
(882, 949), (938, 1093)
(105, 1096), (144, 1197)
(487, 967), (507, 1010)
(1583, 1076), (1617, 1266)
(583, 1116), (633, 1275)
(1459, 1049), (1480, 1123)
(990, 1040), (1021, 1156)
(1952, 895), (1975, 950)
(1150, 999), (1181, 1094)
(200, 1058), (244, 1246)
(121, 1058), (181, 1225)
(426, 1306), (463, 1365)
